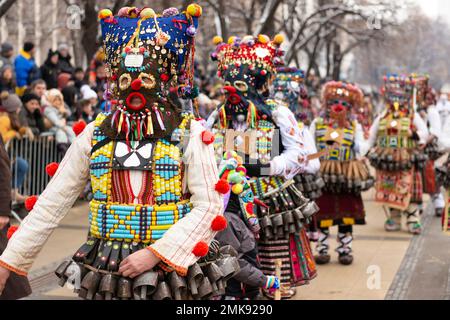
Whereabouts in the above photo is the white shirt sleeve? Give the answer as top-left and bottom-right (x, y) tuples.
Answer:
(365, 115), (381, 152)
(0, 123), (94, 274)
(270, 105), (308, 180)
(413, 112), (429, 145)
(353, 122), (370, 158)
(301, 126), (320, 174)
(427, 106), (442, 139)
(438, 115), (450, 151)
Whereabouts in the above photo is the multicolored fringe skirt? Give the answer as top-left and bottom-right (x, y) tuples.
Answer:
(54, 238), (240, 300)
(258, 230), (317, 297)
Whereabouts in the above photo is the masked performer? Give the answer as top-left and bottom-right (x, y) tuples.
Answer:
(0, 5), (242, 300)
(207, 34), (319, 299)
(310, 81), (373, 266)
(273, 67), (313, 124)
(367, 74), (429, 235)
(272, 66), (323, 242)
(414, 77), (445, 217)
(437, 112), (450, 232)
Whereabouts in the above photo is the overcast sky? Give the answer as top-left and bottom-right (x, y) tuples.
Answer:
(416, 0), (450, 19)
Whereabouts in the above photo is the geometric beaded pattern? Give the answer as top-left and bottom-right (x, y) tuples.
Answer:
(250, 176), (285, 199)
(89, 200), (192, 244)
(256, 120), (275, 165)
(91, 113), (114, 202)
(377, 116), (415, 149)
(315, 121), (355, 161)
(88, 113), (190, 243)
(152, 139), (183, 204)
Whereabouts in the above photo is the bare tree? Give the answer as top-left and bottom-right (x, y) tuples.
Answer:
(0, 0), (16, 18)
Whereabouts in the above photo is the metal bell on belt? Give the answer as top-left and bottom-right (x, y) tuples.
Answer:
(99, 273), (118, 300)
(80, 270), (102, 300)
(132, 271), (159, 300)
(168, 271), (188, 300)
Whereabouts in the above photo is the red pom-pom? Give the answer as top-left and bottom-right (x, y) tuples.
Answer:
(215, 179), (230, 194)
(72, 120), (87, 137)
(25, 195), (38, 211)
(246, 202), (254, 214)
(160, 74), (170, 82)
(7, 225), (19, 240)
(211, 215), (228, 232)
(46, 162), (59, 177)
(201, 131), (215, 145)
(192, 241), (209, 257)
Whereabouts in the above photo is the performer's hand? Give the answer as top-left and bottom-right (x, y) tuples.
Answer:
(119, 248), (161, 279)
(0, 266), (11, 296)
(0, 216), (10, 230)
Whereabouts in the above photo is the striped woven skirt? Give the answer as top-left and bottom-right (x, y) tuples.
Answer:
(258, 229), (317, 287)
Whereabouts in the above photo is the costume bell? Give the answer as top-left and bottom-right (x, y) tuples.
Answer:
(367, 74), (429, 235)
(310, 81), (373, 266)
(206, 34), (319, 299)
(0, 4), (242, 300)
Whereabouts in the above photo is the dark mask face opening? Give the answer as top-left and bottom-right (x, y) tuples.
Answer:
(108, 44), (183, 140)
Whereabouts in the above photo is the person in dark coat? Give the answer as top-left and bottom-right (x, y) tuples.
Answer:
(19, 93), (47, 136)
(0, 137), (32, 300)
(57, 44), (74, 75)
(40, 50), (60, 90)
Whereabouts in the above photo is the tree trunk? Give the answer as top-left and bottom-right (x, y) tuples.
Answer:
(0, 0), (16, 18)
(81, 0), (99, 64)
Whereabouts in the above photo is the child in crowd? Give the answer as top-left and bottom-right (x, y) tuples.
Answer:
(43, 89), (75, 155)
(75, 98), (97, 124)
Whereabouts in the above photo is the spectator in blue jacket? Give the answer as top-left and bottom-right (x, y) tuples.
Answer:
(14, 42), (40, 97)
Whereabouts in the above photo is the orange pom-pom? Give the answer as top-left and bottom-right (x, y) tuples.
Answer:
(201, 131), (215, 145)
(213, 36), (223, 45)
(273, 34), (285, 46)
(98, 9), (113, 20)
(7, 226), (19, 240)
(192, 241), (209, 257)
(211, 215), (228, 232)
(25, 195), (38, 212)
(215, 179), (230, 194)
(46, 162), (59, 177)
(72, 120), (87, 137)
(187, 4), (202, 17)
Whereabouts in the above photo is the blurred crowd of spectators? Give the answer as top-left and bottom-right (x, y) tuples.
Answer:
(0, 41), (107, 203)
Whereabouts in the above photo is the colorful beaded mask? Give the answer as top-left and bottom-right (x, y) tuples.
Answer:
(382, 74), (415, 111)
(322, 81), (363, 110)
(409, 73), (430, 111)
(99, 5), (202, 140)
(211, 35), (284, 126)
(273, 67), (307, 112)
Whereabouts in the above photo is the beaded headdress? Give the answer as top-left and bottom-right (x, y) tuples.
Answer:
(98, 4), (202, 140)
(382, 74), (415, 107)
(212, 34), (284, 92)
(409, 73), (430, 111)
(322, 81), (363, 109)
(273, 66), (307, 113)
(211, 34), (284, 128)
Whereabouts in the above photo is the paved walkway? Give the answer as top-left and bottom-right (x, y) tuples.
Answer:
(22, 192), (450, 300)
